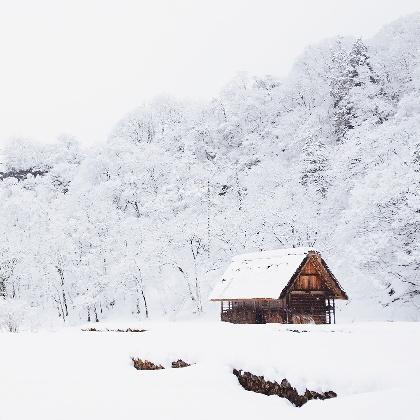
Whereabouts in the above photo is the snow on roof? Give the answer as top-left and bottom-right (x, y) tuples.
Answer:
(210, 248), (315, 300)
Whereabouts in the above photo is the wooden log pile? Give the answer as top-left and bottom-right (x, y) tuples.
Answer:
(221, 308), (256, 323)
(222, 305), (285, 324)
(290, 314), (315, 324)
(265, 312), (284, 323)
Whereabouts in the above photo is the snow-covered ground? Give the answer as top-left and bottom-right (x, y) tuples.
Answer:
(1, 321), (419, 420)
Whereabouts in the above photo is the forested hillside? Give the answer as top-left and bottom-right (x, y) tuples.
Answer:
(1, 14), (419, 328)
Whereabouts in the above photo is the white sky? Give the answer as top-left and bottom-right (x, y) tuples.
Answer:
(0, 0), (418, 145)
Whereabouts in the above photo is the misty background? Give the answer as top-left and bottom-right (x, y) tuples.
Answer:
(0, 0), (419, 145)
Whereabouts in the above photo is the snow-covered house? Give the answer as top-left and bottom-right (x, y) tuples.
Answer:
(210, 248), (348, 324)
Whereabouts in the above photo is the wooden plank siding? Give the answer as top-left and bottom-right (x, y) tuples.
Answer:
(289, 293), (327, 324)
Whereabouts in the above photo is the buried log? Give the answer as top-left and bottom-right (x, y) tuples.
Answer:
(232, 369), (336, 407)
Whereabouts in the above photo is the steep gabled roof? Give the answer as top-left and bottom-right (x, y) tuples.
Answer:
(209, 248), (347, 301)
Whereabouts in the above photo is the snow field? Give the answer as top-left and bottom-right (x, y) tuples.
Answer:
(1, 321), (419, 420)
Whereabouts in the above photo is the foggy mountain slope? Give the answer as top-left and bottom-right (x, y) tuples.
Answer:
(0, 13), (419, 327)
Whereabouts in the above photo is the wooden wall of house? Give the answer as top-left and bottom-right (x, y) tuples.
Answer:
(285, 256), (330, 324)
(293, 258), (326, 291)
(288, 292), (327, 324)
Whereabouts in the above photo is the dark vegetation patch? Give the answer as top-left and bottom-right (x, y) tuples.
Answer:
(132, 358), (164, 370)
(82, 327), (147, 333)
(110, 328), (147, 333)
(172, 359), (191, 368)
(232, 369), (336, 407)
(0, 168), (48, 181)
(286, 329), (348, 334)
(132, 358), (192, 370)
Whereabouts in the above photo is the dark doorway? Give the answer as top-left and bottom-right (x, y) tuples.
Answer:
(255, 309), (265, 324)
